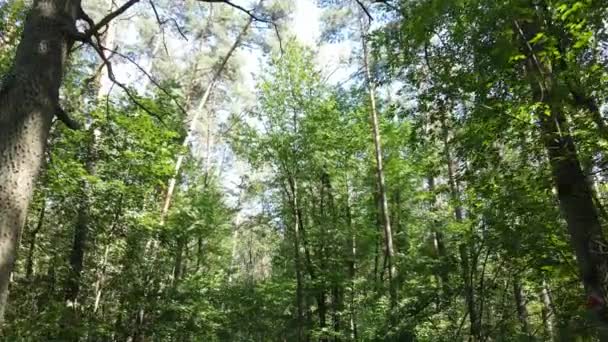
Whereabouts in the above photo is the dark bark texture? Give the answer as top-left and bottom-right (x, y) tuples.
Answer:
(0, 0), (80, 323)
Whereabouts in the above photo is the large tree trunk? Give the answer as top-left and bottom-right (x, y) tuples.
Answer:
(515, 17), (608, 333)
(0, 0), (80, 323)
(538, 103), (608, 330)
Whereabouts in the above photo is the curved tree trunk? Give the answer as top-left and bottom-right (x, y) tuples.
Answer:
(0, 0), (80, 324)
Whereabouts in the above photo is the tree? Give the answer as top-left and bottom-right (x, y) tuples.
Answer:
(0, 0), (280, 324)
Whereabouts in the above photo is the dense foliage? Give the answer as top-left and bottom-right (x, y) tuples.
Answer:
(1, 0), (608, 341)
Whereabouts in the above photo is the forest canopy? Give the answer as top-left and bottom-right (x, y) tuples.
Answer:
(0, 0), (608, 341)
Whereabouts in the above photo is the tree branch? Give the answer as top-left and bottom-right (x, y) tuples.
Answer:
(149, 0), (170, 55)
(356, 0), (373, 22)
(102, 46), (188, 117)
(86, 0), (141, 39)
(199, 0), (270, 23)
(88, 40), (166, 124)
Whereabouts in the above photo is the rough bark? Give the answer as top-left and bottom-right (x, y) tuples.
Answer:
(0, 0), (81, 323)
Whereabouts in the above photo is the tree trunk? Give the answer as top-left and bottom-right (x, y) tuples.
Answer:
(25, 201), (46, 281)
(439, 110), (481, 341)
(61, 145), (96, 340)
(513, 278), (531, 337)
(318, 290), (328, 342)
(360, 21), (396, 304)
(332, 285), (342, 342)
(291, 178), (305, 342)
(540, 279), (556, 342)
(172, 236), (185, 285)
(459, 244), (480, 342)
(64, 190), (91, 306)
(160, 15), (253, 223)
(0, 0), (81, 323)
(427, 176), (448, 292)
(93, 243), (109, 314)
(345, 176), (358, 341)
(515, 17), (608, 333)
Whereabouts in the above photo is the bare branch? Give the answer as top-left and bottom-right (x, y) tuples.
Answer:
(89, 41), (166, 124)
(168, 18), (188, 41)
(102, 46), (188, 117)
(356, 0), (373, 22)
(149, 0), (170, 55)
(199, 0), (270, 23)
(373, 0), (398, 12)
(87, 0), (141, 39)
(148, 1), (188, 41)
(273, 22), (284, 56)
(55, 106), (81, 129)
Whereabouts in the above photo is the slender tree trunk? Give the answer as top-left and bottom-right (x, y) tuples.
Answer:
(0, 0), (82, 323)
(459, 244), (480, 342)
(64, 188), (91, 305)
(513, 278), (531, 337)
(439, 110), (481, 341)
(345, 176), (358, 341)
(93, 243), (109, 314)
(61, 137), (96, 340)
(290, 178), (305, 342)
(318, 290), (328, 342)
(62, 13), (115, 331)
(360, 21), (396, 304)
(172, 237), (185, 285)
(540, 279), (556, 342)
(196, 237), (204, 271)
(25, 201), (46, 281)
(160, 16), (253, 223)
(227, 228), (239, 283)
(373, 192), (381, 286)
(427, 176), (448, 292)
(332, 285), (341, 342)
